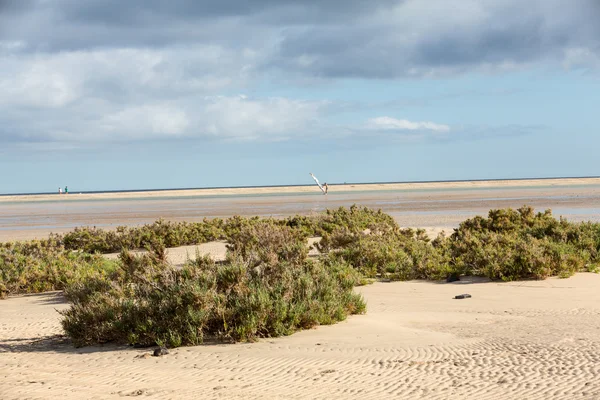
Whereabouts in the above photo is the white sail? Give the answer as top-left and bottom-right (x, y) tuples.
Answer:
(310, 173), (326, 194)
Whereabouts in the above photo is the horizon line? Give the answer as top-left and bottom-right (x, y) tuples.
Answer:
(2, 175), (599, 197)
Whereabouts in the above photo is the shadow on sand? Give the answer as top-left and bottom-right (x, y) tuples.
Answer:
(0, 333), (232, 355)
(1, 291), (239, 354)
(377, 275), (494, 286)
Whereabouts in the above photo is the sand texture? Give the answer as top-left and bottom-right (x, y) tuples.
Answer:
(2, 274), (600, 399)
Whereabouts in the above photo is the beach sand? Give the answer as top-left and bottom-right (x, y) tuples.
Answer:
(2, 273), (600, 399)
(2, 179), (600, 399)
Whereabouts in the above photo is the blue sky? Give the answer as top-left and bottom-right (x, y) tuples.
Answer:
(0, 0), (599, 194)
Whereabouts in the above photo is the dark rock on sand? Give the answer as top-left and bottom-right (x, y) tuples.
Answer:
(454, 294), (472, 299)
(153, 347), (169, 357)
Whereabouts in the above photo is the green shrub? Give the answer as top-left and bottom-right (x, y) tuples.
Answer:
(48, 205), (401, 254)
(310, 205), (399, 236)
(226, 220), (309, 269)
(62, 263), (215, 347)
(0, 206), (397, 298)
(60, 218), (225, 254)
(0, 241), (117, 298)
(443, 206), (600, 280)
(60, 223), (365, 347)
(5, 204), (600, 305)
(321, 225), (452, 281)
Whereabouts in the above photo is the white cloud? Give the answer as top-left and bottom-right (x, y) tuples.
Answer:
(0, 0), (596, 151)
(367, 117), (450, 132)
(0, 59), (82, 108)
(99, 105), (190, 139)
(0, 93), (324, 144)
(0, 45), (260, 110)
(0, 45), (313, 145)
(201, 96), (322, 140)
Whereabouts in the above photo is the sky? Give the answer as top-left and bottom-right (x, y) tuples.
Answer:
(0, 0), (599, 194)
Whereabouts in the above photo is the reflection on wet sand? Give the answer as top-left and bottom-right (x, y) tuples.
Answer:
(2, 183), (600, 241)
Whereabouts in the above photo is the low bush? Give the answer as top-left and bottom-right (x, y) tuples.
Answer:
(443, 206), (600, 280)
(226, 220), (310, 269)
(320, 224), (452, 281)
(61, 219), (223, 254)
(310, 205), (399, 236)
(0, 240), (117, 298)
(55, 205), (400, 254)
(1, 206), (393, 297)
(60, 223), (365, 347)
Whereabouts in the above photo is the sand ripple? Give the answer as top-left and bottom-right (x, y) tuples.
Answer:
(2, 274), (600, 399)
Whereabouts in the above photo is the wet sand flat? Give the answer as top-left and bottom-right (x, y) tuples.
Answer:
(2, 178), (600, 242)
(3, 177), (600, 204)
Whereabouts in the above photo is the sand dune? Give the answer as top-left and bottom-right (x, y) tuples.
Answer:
(2, 274), (600, 399)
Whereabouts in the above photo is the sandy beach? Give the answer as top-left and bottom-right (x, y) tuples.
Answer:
(2, 271), (600, 399)
(2, 178), (600, 399)
(4, 0), (599, 397)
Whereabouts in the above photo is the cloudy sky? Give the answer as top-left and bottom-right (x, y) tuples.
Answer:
(1, 0), (599, 193)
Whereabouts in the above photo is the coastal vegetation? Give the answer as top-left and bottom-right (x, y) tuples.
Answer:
(440, 206), (600, 280)
(58, 206), (395, 254)
(0, 238), (118, 298)
(2, 205), (600, 347)
(60, 225), (365, 347)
